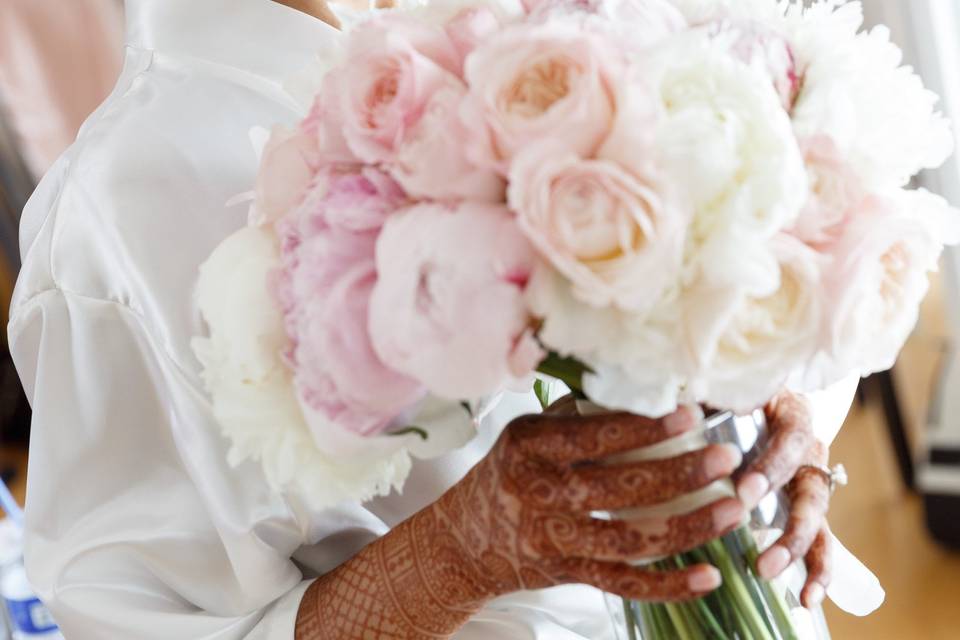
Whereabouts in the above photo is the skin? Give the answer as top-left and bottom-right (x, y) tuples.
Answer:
(274, 0), (342, 27)
(274, 0), (395, 27)
(295, 391), (835, 639)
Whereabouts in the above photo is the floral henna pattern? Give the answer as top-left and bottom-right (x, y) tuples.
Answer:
(296, 404), (743, 639)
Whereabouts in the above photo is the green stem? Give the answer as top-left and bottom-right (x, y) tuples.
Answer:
(707, 537), (775, 640)
(674, 554), (732, 640)
(734, 527), (800, 640)
(664, 602), (697, 640)
(724, 532), (777, 635)
(622, 598), (639, 640)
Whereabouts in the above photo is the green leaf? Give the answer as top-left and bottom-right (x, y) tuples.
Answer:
(533, 379), (551, 410)
(536, 352), (592, 393)
(387, 426), (429, 440)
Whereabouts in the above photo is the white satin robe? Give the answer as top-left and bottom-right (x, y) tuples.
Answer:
(7, 1), (862, 638)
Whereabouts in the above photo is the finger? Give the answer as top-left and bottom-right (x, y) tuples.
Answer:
(533, 498), (744, 561)
(801, 527), (832, 608)
(757, 467), (830, 580)
(557, 444), (743, 511)
(756, 463), (830, 580)
(511, 405), (704, 465)
(738, 391), (815, 509)
(543, 394), (579, 416)
(551, 557), (722, 603)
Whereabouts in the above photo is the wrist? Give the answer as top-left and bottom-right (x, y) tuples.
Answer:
(381, 503), (501, 620)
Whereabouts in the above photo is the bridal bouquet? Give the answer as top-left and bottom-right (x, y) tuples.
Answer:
(194, 0), (955, 637)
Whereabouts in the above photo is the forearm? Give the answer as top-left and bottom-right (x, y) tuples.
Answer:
(294, 504), (495, 640)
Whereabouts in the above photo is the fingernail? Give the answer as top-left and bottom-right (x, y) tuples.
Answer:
(805, 583), (825, 607)
(712, 499), (745, 531)
(706, 444), (743, 476)
(664, 405), (703, 435)
(688, 566), (722, 592)
(757, 546), (791, 580)
(737, 473), (770, 510)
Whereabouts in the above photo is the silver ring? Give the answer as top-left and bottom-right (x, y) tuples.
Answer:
(800, 463), (848, 494)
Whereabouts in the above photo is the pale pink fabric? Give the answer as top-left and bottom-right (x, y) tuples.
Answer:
(0, 0), (123, 178)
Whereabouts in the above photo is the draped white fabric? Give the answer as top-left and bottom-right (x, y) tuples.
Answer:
(8, 1), (860, 638)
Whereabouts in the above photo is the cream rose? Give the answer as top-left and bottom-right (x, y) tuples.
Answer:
(509, 145), (685, 312)
(462, 21), (617, 173)
(685, 234), (825, 411)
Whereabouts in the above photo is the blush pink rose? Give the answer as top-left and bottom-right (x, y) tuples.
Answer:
(272, 167), (422, 438)
(302, 89), (355, 165)
(328, 16), (463, 164)
(807, 189), (959, 388)
(390, 82), (505, 202)
(788, 135), (866, 246)
(461, 22), (618, 174)
(369, 203), (543, 399)
(444, 6), (501, 67)
(252, 125), (319, 225)
(509, 145), (685, 312)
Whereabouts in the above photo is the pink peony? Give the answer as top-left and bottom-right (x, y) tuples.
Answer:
(461, 22), (618, 174)
(328, 16), (463, 164)
(272, 166), (423, 438)
(369, 203), (543, 399)
(252, 125), (319, 225)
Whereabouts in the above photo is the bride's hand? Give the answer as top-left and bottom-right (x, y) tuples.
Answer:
(414, 400), (747, 606)
(736, 390), (835, 608)
(298, 401), (747, 639)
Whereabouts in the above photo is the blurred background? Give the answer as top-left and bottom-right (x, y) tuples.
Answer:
(0, 1), (958, 639)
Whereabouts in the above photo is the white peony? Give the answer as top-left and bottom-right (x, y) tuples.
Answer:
(192, 227), (476, 510)
(787, 1), (953, 189)
(604, 30), (808, 295)
(528, 265), (689, 417)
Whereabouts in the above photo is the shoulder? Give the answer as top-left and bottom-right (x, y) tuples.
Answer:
(14, 49), (269, 313)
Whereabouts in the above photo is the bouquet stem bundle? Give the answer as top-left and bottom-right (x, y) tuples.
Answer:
(623, 526), (798, 640)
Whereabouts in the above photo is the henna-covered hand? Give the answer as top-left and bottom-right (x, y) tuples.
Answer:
(296, 399), (746, 639)
(736, 390), (834, 608)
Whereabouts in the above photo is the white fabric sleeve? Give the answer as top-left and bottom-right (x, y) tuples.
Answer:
(807, 374), (860, 446)
(7, 289), (355, 640)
